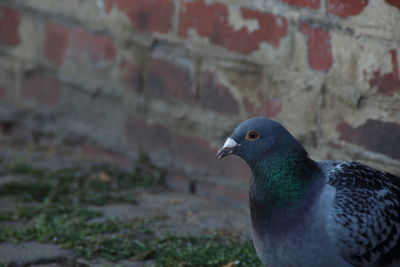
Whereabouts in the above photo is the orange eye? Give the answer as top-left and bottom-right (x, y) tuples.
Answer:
(245, 130), (260, 141)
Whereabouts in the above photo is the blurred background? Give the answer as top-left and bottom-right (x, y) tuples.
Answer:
(0, 0), (400, 266)
(0, 0), (399, 207)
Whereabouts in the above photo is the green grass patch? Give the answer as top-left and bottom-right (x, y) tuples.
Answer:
(154, 235), (261, 267)
(0, 162), (262, 266)
(0, 214), (153, 261)
(2, 160), (163, 205)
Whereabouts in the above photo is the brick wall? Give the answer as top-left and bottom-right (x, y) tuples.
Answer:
(0, 0), (399, 204)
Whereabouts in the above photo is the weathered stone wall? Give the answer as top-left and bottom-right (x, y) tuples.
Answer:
(0, 0), (399, 203)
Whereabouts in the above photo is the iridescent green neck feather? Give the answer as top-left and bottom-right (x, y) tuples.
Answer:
(248, 140), (320, 225)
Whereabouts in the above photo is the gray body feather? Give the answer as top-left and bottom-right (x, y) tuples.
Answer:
(252, 160), (400, 267)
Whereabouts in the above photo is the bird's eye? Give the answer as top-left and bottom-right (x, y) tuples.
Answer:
(245, 130), (260, 141)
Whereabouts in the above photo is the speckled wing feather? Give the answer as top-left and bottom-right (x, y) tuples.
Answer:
(326, 161), (400, 266)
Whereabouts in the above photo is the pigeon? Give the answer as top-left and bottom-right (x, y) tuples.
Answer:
(217, 117), (400, 267)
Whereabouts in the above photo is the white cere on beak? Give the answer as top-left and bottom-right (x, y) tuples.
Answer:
(217, 137), (239, 159)
(222, 137), (238, 149)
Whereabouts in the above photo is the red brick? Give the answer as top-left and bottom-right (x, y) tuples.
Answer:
(0, 86), (6, 99)
(3, 125), (34, 145)
(386, 0), (400, 9)
(125, 117), (250, 182)
(173, 134), (250, 182)
(120, 60), (143, 92)
(337, 119), (400, 160)
(244, 97), (282, 117)
(81, 144), (131, 168)
(146, 58), (195, 102)
(369, 50), (400, 96)
(179, 0), (288, 54)
(173, 134), (217, 170)
(219, 156), (251, 182)
(164, 172), (193, 192)
(104, 0), (173, 33)
(300, 23), (333, 72)
(327, 0), (368, 17)
(45, 21), (115, 65)
(125, 117), (171, 153)
(199, 72), (239, 115)
(196, 180), (248, 204)
(23, 74), (62, 105)
(240, 8), (288, 49)
(262, 98), (282, 117)
(0, 7), (21, 47)
(280, 0), (320, 9)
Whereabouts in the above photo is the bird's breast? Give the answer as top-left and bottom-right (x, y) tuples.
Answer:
(251, 184), (349, 266)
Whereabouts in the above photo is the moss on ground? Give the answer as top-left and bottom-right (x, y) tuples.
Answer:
(0, 162), (262, 266)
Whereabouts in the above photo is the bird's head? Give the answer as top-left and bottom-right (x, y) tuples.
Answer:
(217, 117), (290, 163)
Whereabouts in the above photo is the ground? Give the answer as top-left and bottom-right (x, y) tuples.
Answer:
(0, 143), (261, 267)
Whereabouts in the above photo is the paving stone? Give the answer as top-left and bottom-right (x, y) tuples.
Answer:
(0, 219), (33, 229)
(0, 198), (17, 211)
(93, 203), (161, 220)
(93, 191), (251, 238)
(0, 242), (72, 265)
(77, 257), (155, 267)
(137, 191), (251, 238)
(0, 174), (35, 185)
(0, 147), (92, 172)
(29, 263), (69, 267)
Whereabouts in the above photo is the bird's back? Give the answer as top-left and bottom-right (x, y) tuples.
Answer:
(322, 161), (400, 266)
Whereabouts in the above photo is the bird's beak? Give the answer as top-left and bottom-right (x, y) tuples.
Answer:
(217, 137), (238, 159)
